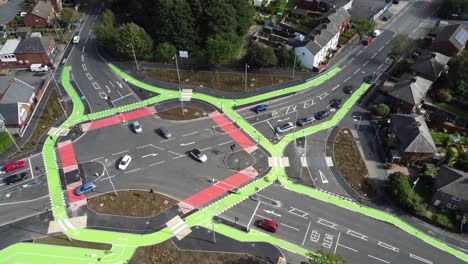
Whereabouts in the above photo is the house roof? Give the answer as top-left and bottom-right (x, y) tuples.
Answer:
(388, 76), (433, 106)
(433, 24), (467, 51)
(322, 7), (350, 28)
(0, 103), (19, 125)
(0, 78), (35, 103)
(434, 166), (468, 201)
(0, 75), (14, 95)
(0, 39), (21, 55)
(390, 114), (437, 154)
(14, 37), (52, 54)
(29, 1), (53, 20)
(410, 52), (450, 80)
(304, 23), (339, 54)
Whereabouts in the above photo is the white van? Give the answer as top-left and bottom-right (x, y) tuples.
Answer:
(30, 64), (49, 72)
(73, 36), (80, 44)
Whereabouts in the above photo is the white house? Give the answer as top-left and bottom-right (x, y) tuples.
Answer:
(295, 23), (339, 70)
(0, 39), (20, 63)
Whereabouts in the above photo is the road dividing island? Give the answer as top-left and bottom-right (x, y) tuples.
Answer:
(57, 140), (78, 173)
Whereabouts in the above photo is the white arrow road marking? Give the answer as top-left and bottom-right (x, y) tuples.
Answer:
(319, 170), (328, 183)
(108, 80), (115, 87)
(142, 153), (158, 158)
(180, 142), (195, 146)
(116, 81), (123, 88)
(409, 254), (432, 264)
(378, 241), (399, 252)
(346, 229), (368, 241)
(263, 210), (282, 217)
(105, 85), (111, 93)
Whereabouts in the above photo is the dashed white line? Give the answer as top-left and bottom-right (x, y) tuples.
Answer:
(183, 132), (198, 137)
(357, 50), (363, 56)
(378, 46), (384, 52)
(371, 53), (377, 59)
(368, 255), (389, 264)
(124, 168), (141, 174)
(353, 68), (361, 75)
(409, 254), (432, 264)
(378, 64), (384, 70)
(362, 61), (369, 67)
(218, 141), (233, 146)
(280, 223), (300, 231)
(343, 76), (351, 83)
(111, 150), (129, 156)
(149, 161), (166, 167)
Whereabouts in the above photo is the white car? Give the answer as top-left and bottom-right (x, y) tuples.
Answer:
(190, 149), (208, 163)
(132, 121), (142, 133)
(118, 155), (132, 170)
(371, 30), (382, 37)
(73, 36), (80, 44)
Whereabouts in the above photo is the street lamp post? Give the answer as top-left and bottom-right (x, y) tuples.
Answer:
(292, 53), (298, 79)
(410, 177), (420, 195)
(211, 218), (216, 243)
(293, 110), (299, 139)
(104, 158), (118, 196)
(0, 114), (20, 151)
(174, 54), (185, 116)
(244, 63), (249, 92)
(126, 44), (139, 71)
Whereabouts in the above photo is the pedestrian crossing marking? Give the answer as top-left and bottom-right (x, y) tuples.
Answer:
(268, 157), (290, 167)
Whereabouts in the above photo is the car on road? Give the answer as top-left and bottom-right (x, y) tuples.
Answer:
(371, 30), (382, 37)
(132, 121), (142, 133)
(159, 127), (171, 138)
(257, 219), (279, 233)
(72, 35), (80, 44)
(75, 182), (96, 196)
(314, 110), (330, 120)
(190, 149), (208, 163)
(330, 99), (343, 109)
(255, 104), (268, 113)
(343, 86), (354, 94)
(4, 172), (28, 185)
(275, 122), (295, 133)
(362, 38), (373, 45)
(118, 155), (132, 170)
(4, 160), (26, 172)
(297, 115), (316, 127)
(364, 74), (377, 84)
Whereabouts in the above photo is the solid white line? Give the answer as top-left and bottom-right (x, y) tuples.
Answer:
(371, 53), (376, 59)
(149, 161), (166, 167)
(409, 254), (432, 264)
(111, 93), (133, 103)
(168, 151), (183, 156)
(28, 157), (34, 179)
(353, 68), (360, 75)
(266, 120), (275, 131)
(378, 64), (384, 70)
(343, 76), (351, 83)
(347, 57), (355, 64)
(180, 141), (195, 146)
(378, 241), (400, 252)
(183, 132), (198, 137)
(200, 147), (212, 151)
(108, 80), (115, 87)
(217, 141), (232, 146)
(247, 202), (261, 229)
(362, 61), (368, 67)
(302, 221), (311, 246)
(124, 168), (141, 174)
(338, 244), (358, 252)
(334, 232), (341, 254)
(142, 153), (158, 158)
(357, 50), (363, 56)
(160, 138), (175, 143)
(378, 46), (384, 52)
(136, 144), (152, 149)
(280, 223), (300, 231)
(368, 255), (389, 264)
(111, 150), (129, 156)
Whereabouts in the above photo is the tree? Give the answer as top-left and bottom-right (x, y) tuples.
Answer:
(454, 151), (468, 172)
(435, 88), (453, 103)
(390, 34), (416, 58)
(275, 45), (294, 68)
(115, 23), (153, 60)
(245, 42), (277, 67)
(206, 36), (235, 64)
(375, 103), (390, 117)
(155, 42), (177, 63)
(353, 19), (376, 39)
(201, 0), (237, 40)
(446, 51), (468, 101)
(306, 250), (346, 264)
(439, 0), (468, 18)
(231, 0), (255, 36)
(444, 147), (459, 166)
(95, 10), (117, 51)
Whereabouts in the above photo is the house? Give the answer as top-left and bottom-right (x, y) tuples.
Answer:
(431, 24), (467, 57)
(14, 37), (57, 67)
(318, 7), (351, 34)
(295, 23), (339, 70)
(389, 114), (438, 162)
(23, 1), (55, 29)
(432, 166), (468, 214)
(41, 0), (62, 11)
(294, 0), (353, 12)
(0, 39), (21, 66)
(15, 27), (32, 39)
(385, 76), (433, 113)
(410, 52), (450, 81)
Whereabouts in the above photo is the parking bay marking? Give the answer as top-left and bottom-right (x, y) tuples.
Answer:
(280, 223), (300, 231)
(302, 221), (311, 246)
(180, 142), (195, 146)
(346, 229), (368, 241)
(111, 150), (129, 156)
(409, 254), (432, 264)
(368, 255), (389, 264)
(142, 153), (158, 158)
(317, 218), (338, 229)
(124, 168), (141, 174)
(289, 207), (309, 219)
(149, 161), (166, 167)
(263, 209), (281, 217)
(378, 241), (399, 253)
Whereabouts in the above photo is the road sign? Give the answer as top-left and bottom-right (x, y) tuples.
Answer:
(179, 50), (189, 58)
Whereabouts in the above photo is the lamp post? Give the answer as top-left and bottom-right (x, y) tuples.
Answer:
(126, 44), (139, 71)
(174, 54), (184, 115)
(0, 114), (20, 151)
(292, 52), (298, 79)
(410, 177), (420, 195)
(244, 63), (249, 92)
(211, 217), (216, 243)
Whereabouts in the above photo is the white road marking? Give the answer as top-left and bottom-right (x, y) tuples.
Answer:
(160, 138), (175, 143)
(277, 118), (290, 122)
(378, 241), (400, 252)
(302, 221), (311, 246)
(172, 155), (185, 160)
(285, 105), (297, 114)
(343, 76), (351, 83)
(183, 132), (198, 137)
(149, 161), (166, 167)
(111, 150), (129, 156)
(28, 158), (34, 179)
(353, 68), (360, 75)
(116, 81), (123, 88)
(378, 46), (384, 52)
(331, 84), (340, 91)
(247, 202), (261, 228)
(142, 153), (158, 158)
(309, 229), (320, 243)
(124, 168), (141, 174)
(86, 73), (93, 80)
(319, 170), (328, 184)
(81, 54), (84, 61)
(322, 233), (334, 249)
(108, 81), (115, 87)
(105, 85), (111, 93)
(347, 57), (355, 64)
(217, 141), (232, 146)
(368, 255), (389, 264)
(263, 209), (281, 217)
(82, 64), (87, 71)
(378, 64), (384, 70)
(98, 92), (107, 99)
(346, 229), (368, 241)
(317, 218), (338, 229)
(357, 50), (363, 56)
(371, 53), (377, 59)
(92, 82), (101, 90)
(289, 207), (309, 219)
(111, 93), (133, 103)
(338, 244), (358, 252)
(180, 142), (195, 146)
(168, 151), (183, 156)
(266, 120), (275, 132)
(409, 254), (433, 264)
(303, 99), (315, 108)
(200, 147), (212, 151)
(280, 223), (300, 231)
(362, 61), (369, 67)
(117, 90), (123, 97)
(317, 92), (328, 100)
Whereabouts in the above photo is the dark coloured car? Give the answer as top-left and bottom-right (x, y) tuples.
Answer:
(343, 86), (354, 94)
(255, 104), (268, 113)
(364, 74), (376, 84)
(362, 38), (373, 45)
(4, 172), (28, 185)
(190, 149), (208, 162)
(159, 127), (171, 138)
(330, 99), (343, 109)
(297, 115), (316, 127)
(257, 219), (279, 233)
(314, 110), (330, 120)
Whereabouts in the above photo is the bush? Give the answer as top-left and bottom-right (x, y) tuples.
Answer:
(154, 42), (177, 63)
(375, 103), (390, 117)
(245, 42), (278, 68)
(432, 212), (455, 229)
(435, 88), (453, 103)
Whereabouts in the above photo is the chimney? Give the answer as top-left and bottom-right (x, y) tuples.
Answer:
(431, 53), (437, 58)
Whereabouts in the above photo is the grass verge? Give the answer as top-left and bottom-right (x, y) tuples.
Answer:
(87, 190), (178, 217)
(158, 107), (207, 121)
(140, 68), (293, 93)
(0, 132), (14, 154)
(34, 234), (112, 250)
(334, 128), (375, 198)
(130, 240), (264, 264)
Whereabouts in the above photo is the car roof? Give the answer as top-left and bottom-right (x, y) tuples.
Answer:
(264, 219), (277, 227)
(82, 182), (95, 187)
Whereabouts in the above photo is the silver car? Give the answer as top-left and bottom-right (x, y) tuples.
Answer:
(132, 121), (142, 133)
(275, 122), (295, 133)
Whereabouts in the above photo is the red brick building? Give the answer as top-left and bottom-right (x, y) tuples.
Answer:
(14, 37), (57, 67)
(23, 1), (55, 29)
(41, 0), (62, 11)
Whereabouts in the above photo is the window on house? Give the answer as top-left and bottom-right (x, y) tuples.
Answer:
(451, 196), (462, 202)
(446, 203), (458, 209)
(20, 109), (28, 122)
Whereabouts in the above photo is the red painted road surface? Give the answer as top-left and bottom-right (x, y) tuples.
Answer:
(84, 107), (155, 131)
(209, 111), (257, 153)
(58, 141), (78, 173)
(67, 181), (87, 204)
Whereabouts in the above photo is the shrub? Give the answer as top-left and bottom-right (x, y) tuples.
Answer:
(436, 88), (453, 103)
(432, 212), (455, 229)
(375, 103), (390, 117)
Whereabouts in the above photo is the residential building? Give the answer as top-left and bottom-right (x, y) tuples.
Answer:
(41, 0), (62, 11)
(388, 114), (438, 162)
(15, 27), (32, 39)
(410, 52), (450, 81)
(293, 0), (353, 12)
(385, 76), (433, 114)
(23, 1), (55, 29)
(432, 24), (467, 57)
(432, 166), (468, 214)
(318, 7), (351, 34)
(0, 39), (21, 65)
(14, 37), (57, 67)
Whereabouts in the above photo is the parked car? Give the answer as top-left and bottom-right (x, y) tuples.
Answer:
(73, 35), (80, 44)
(330, 99), (343, 109)
(364, 74), (377, 84)
(132, 121), (142, 133)
(297, 116), (316, 127)
(314, 110), (330, 120)
(4, 160), (26, 172)
(371, 29), (382, 37)
(75, 182), (96, 196)
(362, 38), (373, 45)
(159, 127), (171, 138)
(255, 104), (268, 113)
(190, 149), (208, 163)
(343, 86), (354, 94)
(4, 172), (28, 185)
(257, 219), (279, 233)
(30, 64), (49, 72)
(118, 155), (132, 170)
(275, 122), (295, 133)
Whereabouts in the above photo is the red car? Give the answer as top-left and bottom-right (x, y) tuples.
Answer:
(257, 219), (279, 233)
(4, 160), (26, 173)
(362, 38), (373, 45)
